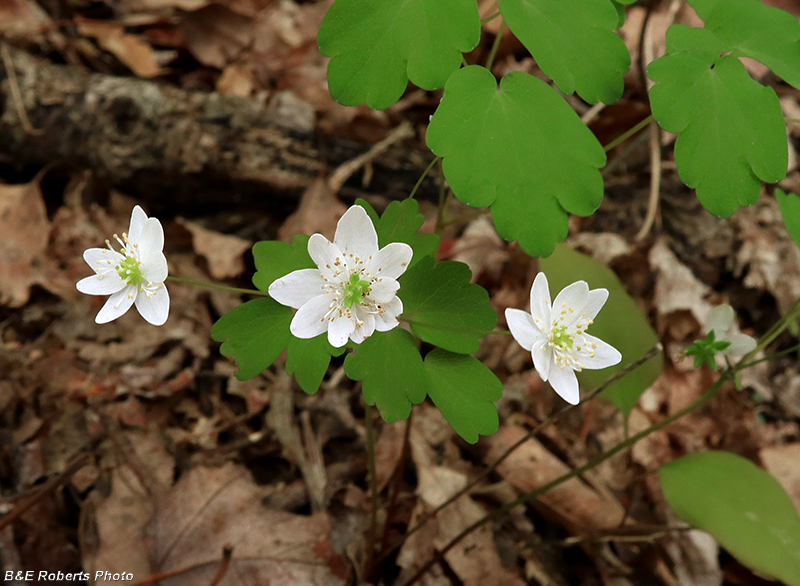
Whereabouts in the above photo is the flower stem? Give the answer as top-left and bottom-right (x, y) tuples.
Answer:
(481, 11), (501, 26)
(484, 21), (506, 72)
(407, 156), (440, 200)
(166, 276), (270, 297)
(603, 114), (654, 152)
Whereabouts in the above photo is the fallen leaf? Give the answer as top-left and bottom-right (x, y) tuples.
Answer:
(145, 462), (348, 586)
(0, 0), (52, 39)
(216, 62), (255, 97)
(76, 17), (163, 78)
(179, 4), (253, 69)
(0, 180), (49, 307)
(278, 177), (346, 242)
(177, 218), (251, 279)
(760, 443), (800, 515)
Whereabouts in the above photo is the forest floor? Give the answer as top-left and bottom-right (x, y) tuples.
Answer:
(1, 1), (800, 586)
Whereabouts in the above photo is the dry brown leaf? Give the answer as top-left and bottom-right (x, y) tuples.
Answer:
(0, 0), (51, 38)
(760, 443), (800, 515)
(449, 216), (509, 281)
(278, 177), (347, 242)
(177, 218), (251, 279)
(179, 4), (253, 69)
(76, 17), (163, 78)
(145, 462), (348, 586)
(0, 180), (49, 307)
(484, 425), (626, 534)
(216, 62), (255, 97)
(373, 420), (407, 492)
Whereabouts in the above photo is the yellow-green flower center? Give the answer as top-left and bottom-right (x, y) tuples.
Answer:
(551, 325), (574, 349)
(343, 273), (371, 308)
(116, 255), (146, 285)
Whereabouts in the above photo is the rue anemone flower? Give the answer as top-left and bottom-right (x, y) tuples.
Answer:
(77, 205), (169, 326)
(705, 304), (757, 359)
(269, 205), (413, 347)
(505, 272), (622, 405)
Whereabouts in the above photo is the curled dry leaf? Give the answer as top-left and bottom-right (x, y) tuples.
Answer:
(76, 17), (163, 78)
(177, 218), (251, 279)
(0, 180), (49, 307)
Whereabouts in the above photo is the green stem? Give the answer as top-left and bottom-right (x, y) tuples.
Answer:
(485, 21), (506, 72)
(408, 157), (440, 200)
(481, 11), (501, 26)
(401, 370), (731, 586)
(603, 114), (654, 152)
(166, 276), (270, 297)
(786, 117), (800, 123)
(738, 342), (800, 369)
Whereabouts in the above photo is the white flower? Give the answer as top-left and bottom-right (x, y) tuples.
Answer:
(706, 304), (757, 357)
(269, 205), (413, 347)
(505, 272), (622, 405)
(77, 205), (169, 326)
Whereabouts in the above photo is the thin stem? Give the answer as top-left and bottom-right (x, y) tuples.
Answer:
(738, 342), (800, 369)
(603, 115), (654, 153)
(408, 157), (440, 200)
(481, 11), (501, 26)
(166, 276), (270, 297)
(401, 370), (731, 586)
(399, 316), (505, 337)
(363, 402), (380, 572)
(485, 21), (506, 72)
(786, 117), (800, 123)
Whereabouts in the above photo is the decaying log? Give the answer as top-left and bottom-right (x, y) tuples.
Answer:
(0, 45), (439, 212)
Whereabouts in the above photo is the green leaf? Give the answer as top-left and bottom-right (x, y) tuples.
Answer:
(777, 189), (800, 250)
(252, 235), (314, 291)
(427, 66), (606, 258)
(344, 328), (428, 422)
(286, 335), (345, 395)
(317, 0), (480, 109)
(540, 244), (662, 416)
(424, 349), (502, 444)
(355, 198), (439, 267)
(399, 256), (497, 354)
(688, 0), (800, 88)
(647, 25), (787, 217)
(661, 451), (800, 586)
(211, 298), (292, 380)
(498, 0), (630, 104)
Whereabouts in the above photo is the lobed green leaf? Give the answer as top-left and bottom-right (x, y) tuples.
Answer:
(499, 0), (630, 104)
(399, 255), (497, 354)
(427, 66), (606, 257)
(424, 349), (502, 444)
(286, 335), (345, 395)
(776, 188), (800, 250)
(317, 0), (480, 109)
(661, 451), (800, 586)
(252, 235), (314, 291)
(211, 298), (293, 381)
(648, 25), (787, 217)
(344, 328), (428, 423)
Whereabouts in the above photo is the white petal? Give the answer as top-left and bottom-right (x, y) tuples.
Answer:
(141, 251), (168, 284)
(579, 334), (622, 370)
(707, 304), (734, 337)
(77, 272), (125, 295)
(127, 205), (149, 243)
(83, 247), (124, 267)
(334, 206), (378, 257)
(95, 285), (137, 323)
(269, 269), (326, 309)
(374, 297), (402, 332)
(531, 338), (552, 382)
(552, 280), (589, 317)
(506, 308), (543, 351)
(328, 314), (355, 347)
(350, 310), (376, 344)
(290, 294), (333, 339)
(365, 242), (413, 279)
(135, 284), (170, 325)
(547, 365), (580, 405)
(529, 272), (552, 328)
(581, 288), (609, 322)
(368, 278), (400, 303)
(724, 333), (757, 356)
(308, 234), (343, 281)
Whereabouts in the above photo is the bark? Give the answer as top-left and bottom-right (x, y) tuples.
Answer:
(0, 45), (439, 212)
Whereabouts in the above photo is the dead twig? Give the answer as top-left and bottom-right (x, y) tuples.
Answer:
(0, 42), (44, 136)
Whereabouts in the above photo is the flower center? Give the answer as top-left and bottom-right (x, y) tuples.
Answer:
(343, 273), (371, 309)
(551, 325), (574, 349)
(116, 254), (146, 285)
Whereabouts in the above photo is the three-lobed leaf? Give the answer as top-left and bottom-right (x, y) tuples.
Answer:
(286, 335), (344, 395)
(252, 235), (315, 291)
(661, 451), (800, 586)
(540, 244), (662, 415)
(499, 0), (630, 104)
(344, 328), (428, 423)
(424, 349), (502, 444)
(648, 25), (787, 217)
(211, 298), (293, 381)
(427, 66), (606, 257)
(317, 0), (480, 109)
(399, 255), (497, 354)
